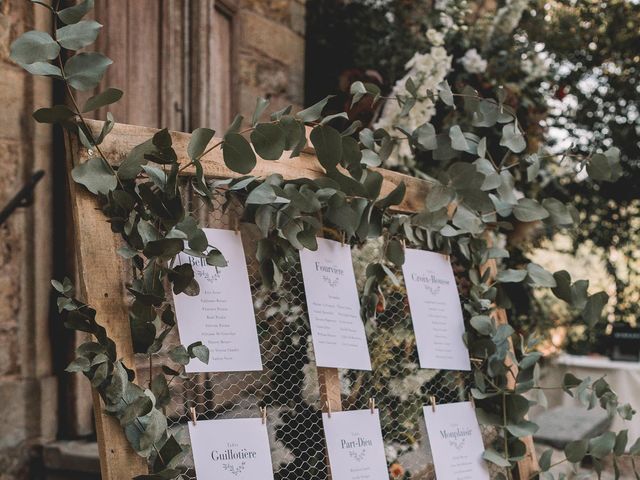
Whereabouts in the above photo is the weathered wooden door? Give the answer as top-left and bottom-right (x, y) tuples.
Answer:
(64, 0), (235, 438)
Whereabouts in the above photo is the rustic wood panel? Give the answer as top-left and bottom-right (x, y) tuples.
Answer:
(160, 0), (188, 131)
(127, 0), (161, 127)
(94, 0), (130, 123)
(84, 119), (431, 214)
(64, 132), (148, 479)
(70, 120), (539, 478)
(212, 8), (233, 131)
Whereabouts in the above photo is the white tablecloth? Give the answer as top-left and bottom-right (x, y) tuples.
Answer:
(541, 354), (640, 441)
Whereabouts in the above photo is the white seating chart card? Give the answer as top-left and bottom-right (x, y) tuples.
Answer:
(188, 417), (275, 480)
(423, 402), (490, 480)
(299, 238), (372, 370)
(322, 409), (389, 480)
(173, 228), (262, 373)
(402, 248), (471, 371)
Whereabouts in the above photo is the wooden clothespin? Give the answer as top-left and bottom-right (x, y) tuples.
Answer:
(326, 399), (332, 418)
(369, 398), (376, 414)
(189, 406), (197, 426)
(260, 406), (267, 425)
(232, 216), (240, 234)
(469, 393), (476, 410)
(441, 252), (450, 262)
(430, 396), (437, 412)
(400, 238), (406, 251)
(340, 231), (346, 246)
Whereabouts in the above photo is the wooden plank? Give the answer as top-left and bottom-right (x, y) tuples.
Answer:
(94, 0), (129, 122)
(481, 257), (540, 479)
(64, 132), (148, 479)
(160, 0), (188, 132)
(317, 367), (342, 479)
(83, 119), (431, 214)
(189, 0), (216, 128)
(127, 0), (161, 127)
(212, 7), (233, 131)
(71, 120), (538, 478)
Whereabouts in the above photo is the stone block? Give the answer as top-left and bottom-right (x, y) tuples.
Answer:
(289, 0), (306, 36)
(43, 440), (100, 475)
(241, 0), (291, 26)
(0, 68), (26, 142)
(0, 329), (19, 376)
(238, 10), (304, 68)
(0, 379), (28, 450)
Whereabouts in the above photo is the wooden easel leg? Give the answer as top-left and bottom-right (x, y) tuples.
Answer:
(317, 367), (342, 479)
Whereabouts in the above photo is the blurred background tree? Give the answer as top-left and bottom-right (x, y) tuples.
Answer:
(305, 0), (640, 353)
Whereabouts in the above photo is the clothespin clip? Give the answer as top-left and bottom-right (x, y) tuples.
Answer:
(442, 252), (450, 262)
(430, 395), (437, 412)
(340, 231), (346, 246)
(400, 238), (406, 252)
(468, 393), (476, 410)
(260, 406), (267, 425)
(232, 216), (240, 234)
(326, 399), (332, 418)
(189, 406), (197, 426)
(369, 398), (376, 414)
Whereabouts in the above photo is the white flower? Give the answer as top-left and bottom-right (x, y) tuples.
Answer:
(440, 13), (454, 31)
(385, 11), (395, 23)
(385, 444), (399, 462)
(426, 28), (445, 46)
(374, 46), (452, 167)
(388, 370), (438, 401)
(460, 48), (488, 74)
(521, 52), (550, 80)
(434, 0), (451, 10)
(488, 0), (530, 39)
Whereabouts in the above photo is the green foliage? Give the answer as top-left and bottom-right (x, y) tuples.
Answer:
(13, 1), (637, 478)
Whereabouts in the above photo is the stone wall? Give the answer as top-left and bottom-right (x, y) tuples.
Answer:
(0, 1), (57, 479)
(236, 0), (306, 117)
(0, 0), (305, 478)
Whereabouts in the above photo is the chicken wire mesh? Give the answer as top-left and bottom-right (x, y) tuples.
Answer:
(147, 183), (495, 480)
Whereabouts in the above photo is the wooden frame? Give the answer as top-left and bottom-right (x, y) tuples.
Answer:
(65, 119), (538, 480)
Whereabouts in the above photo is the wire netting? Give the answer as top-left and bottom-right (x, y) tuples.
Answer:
(150, 185), (497, 479)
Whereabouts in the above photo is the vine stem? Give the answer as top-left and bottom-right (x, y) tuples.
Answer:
(54, 47), (122, 188)
(502, 392), (512, 479)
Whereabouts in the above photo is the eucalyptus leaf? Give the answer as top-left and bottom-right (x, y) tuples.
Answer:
(83, 88), (123, 112)
(251, 97), (270, 126)
(251, 123), (286, 160)
(513, 198), (549, 222)
(482, 448), (511, 467)
(10, 30), (59, 65)
(497, 269), (528, 283)
(438, 81), (454, 106)
(449, 125), (470, 151)
(187, 128), (215, 160)
(296, 95), (332, 123)
(386, 239), (405, 266)
(33, 105), (76, 123)
(376, 181), (406, 209)
(414, 122), (437, 150)
(58, 0), (94, 24)
(56, 20), (102, 50)
(310, 125), (342, 171)
(426, 183), (455, 212)
(526, 263), (557, 288)
(21, 62), (62, 77)
(582, 291), (609, 328)
(500, 123), (526, 153)
(222, 133), (256, 174)
(65, 52), (113, 91)
(71, 157), (117, 195)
